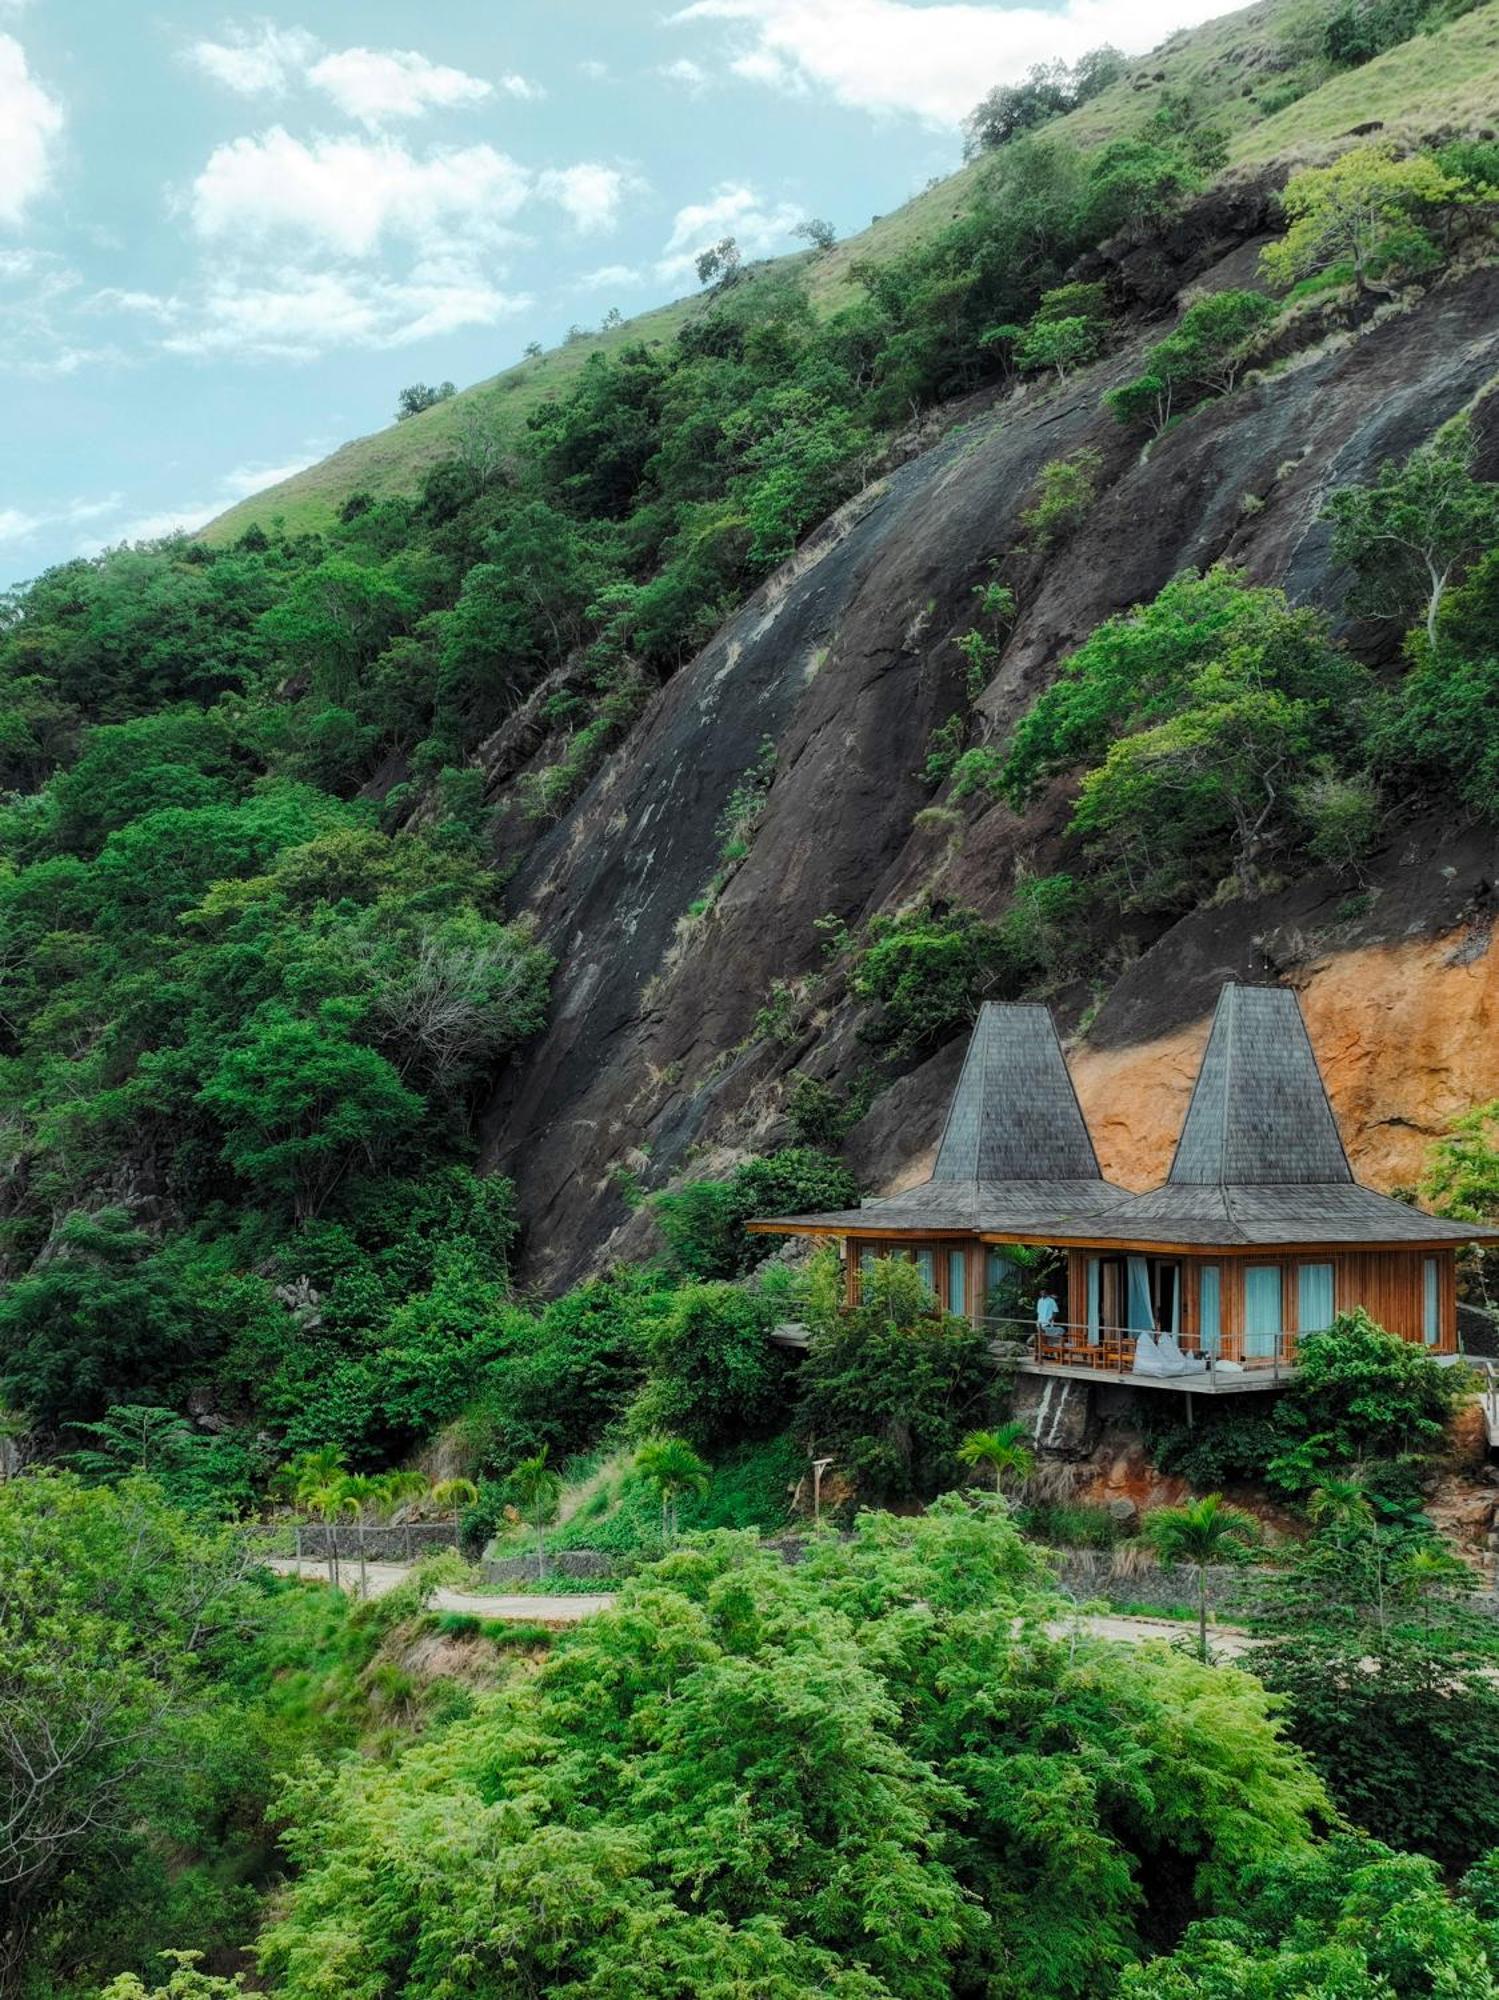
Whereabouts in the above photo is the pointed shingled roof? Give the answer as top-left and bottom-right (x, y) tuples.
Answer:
(1169, 983), (1351, 1186)
(932, 1001), (1103, 1182)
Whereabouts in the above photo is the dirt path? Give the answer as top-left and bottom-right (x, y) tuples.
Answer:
(265, 1559), (1258, 1650)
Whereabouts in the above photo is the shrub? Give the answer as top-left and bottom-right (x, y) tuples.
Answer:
(1022, 448), (1102, 548)
(630, 1282), (788, 1450)
(653, 1149), (858, 1279)
(794, 1257), (993, 1501)
(1276, 1307), (1465, 1476)
(1107, 289), (1279, 434)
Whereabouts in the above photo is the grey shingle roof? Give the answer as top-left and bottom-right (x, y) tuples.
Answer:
(1070, 1181), (1489, 1246)
(933, 1002), (1103, 1181)
(1170, 983), (1351, 1186)
(750, 984), (1499, 1250)
(753, 1002), (1126, 1237)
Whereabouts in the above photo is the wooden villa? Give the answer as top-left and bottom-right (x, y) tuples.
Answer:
(749, 984), (1498, 1394)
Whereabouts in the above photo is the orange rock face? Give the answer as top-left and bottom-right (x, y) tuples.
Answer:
(1071, 931), (1499, 1196)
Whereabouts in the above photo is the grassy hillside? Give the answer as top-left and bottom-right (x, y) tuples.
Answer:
(205, 0), (1499, 545)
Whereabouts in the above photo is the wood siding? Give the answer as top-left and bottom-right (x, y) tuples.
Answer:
(843, 1238), (1458, 1353)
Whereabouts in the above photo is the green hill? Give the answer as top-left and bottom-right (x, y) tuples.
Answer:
(205, 0), (1499, 546)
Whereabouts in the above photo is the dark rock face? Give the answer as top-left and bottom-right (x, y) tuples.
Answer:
(481, 254), (1499, 1290)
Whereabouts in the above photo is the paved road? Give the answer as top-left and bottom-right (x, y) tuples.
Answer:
(264, 1558), (613, 1623)
(265, 1559), (1258, 1652)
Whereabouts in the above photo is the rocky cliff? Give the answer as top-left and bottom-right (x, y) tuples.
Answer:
(479, 199), (1499, 1289)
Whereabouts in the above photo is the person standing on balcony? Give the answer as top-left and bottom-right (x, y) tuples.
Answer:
(1036, 1289), (1061, 1345)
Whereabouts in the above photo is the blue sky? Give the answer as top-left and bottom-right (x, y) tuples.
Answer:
(1, 0), (1224, 586)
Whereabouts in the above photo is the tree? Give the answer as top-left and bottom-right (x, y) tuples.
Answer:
(0, 1476), (254, 1984)
(1143, 1494), (1260, 1660)
(1275, 1308), (1464, 1475)
(794, 217), (837, 252)
(633, 1437), (711, 1544)
(796, 1257), (991, 1503)
(258, 1501), (1326, 2000)
(1124, 1838), (1499, 1998)
(1107, 289), (1279, 432)
(956, 1423), (1035, 1497)
(1322, 414), (1499, 646)
(505, 1450), (563, 1579)
(196, 1006), (426, 1220)
(1254, 1514), (1499, 1865)
(630, 1282), (787, 1451)
(652, 1148), (858, 1279)
(1002, 568), (1376, 909)
(695, 236), (741, 288)
(1260, 143), (1469, 294)
(396, 382), (456, 421)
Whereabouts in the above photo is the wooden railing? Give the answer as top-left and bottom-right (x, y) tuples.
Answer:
(985, 1317), (1299, 1385)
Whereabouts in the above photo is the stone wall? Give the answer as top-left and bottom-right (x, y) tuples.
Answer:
(264, 1521), (461, 1561)
(482, 1548), (616, 1584)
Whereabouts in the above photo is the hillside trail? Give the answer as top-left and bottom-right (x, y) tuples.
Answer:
(264, 1557), (1261, 1653)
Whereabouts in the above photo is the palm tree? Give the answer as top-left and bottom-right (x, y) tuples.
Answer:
(957, 1422), (1035, 1499)
(506, 1452), (562, 1581)
(305, 1483), (353, 1588)
(1143, 1494), (1260, 1662)
(432, 1477), (480, 1557)
(1307, 1478), (1374, 1531)
(634, 1438), (711, 1547)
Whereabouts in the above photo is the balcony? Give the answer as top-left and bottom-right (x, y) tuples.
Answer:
(988, 1318), (1301, 1394)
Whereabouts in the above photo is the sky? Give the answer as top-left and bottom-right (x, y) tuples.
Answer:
(1, 0), (1229, 587)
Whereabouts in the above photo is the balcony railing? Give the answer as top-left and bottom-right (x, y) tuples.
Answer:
(984, 1317), (1300, 1386)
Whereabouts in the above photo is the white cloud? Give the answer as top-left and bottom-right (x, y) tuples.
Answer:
(186, 24), (523, 121)
(659, 56), (709, 90)
(305, 46), (494, 125)
(579, 59), (610, 80)
(161, 266), (530, 360)
(0, 33), (63, 227)
(0, 493), (121, 548)
(656, 181), (802, 280)
(70, 452), (327, 550)
(537, 162), (633, 234)
(578, 262), (644, 290)
(185, 23), (319, 96)
(187, 130), (531, 258)
(671, 0), (1220, 125)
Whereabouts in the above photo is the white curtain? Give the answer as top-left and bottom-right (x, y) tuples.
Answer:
(1199, 1265), (1221, 1358)
(1244, 1266), (1282, 1359)
(1126, 1256), (1155, 1334)
(1087, 1258), (1101, 1344)
(1297, 1263), (1334, 1336)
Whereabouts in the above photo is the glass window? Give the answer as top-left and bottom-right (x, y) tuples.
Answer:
(1086, 1257), (1101, 1344)
(947, 1249), (967, 1316)
(915, 1248), (936, 1299)
(1198, 1265), (1221, 1357)
(1244, 1266), (1283, 1359)
(1424, 1257), (1440, 1345)
(1297, 1263), (1335, 1335)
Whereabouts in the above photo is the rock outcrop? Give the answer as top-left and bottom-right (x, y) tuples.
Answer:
(480, 231), (1499, 1288)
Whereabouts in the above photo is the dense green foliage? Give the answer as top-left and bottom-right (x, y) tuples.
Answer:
(0, 1474), (400, 1997)
(1147, 1312), (1463, 1500)
(1254, 1508), (1499, 1868)
(652, 1148), (858, 1278)
(1124, 1837), (1499, 1997)
(257, 1501), (1325, 2000)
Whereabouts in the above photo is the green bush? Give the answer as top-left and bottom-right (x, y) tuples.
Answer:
(629, 1281), (789, 1450)
(653, 1148), (857, 1279)
(1022, 447), (1102, 547)
(1276, 1308), (1465, 1474)
(794, 1257), (994, 1502)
